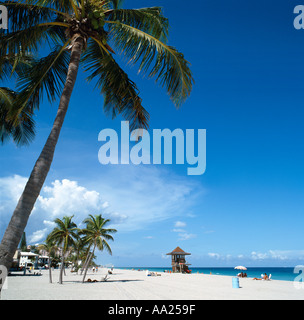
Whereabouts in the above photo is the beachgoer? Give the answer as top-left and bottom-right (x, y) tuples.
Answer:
(253, 273), (268, 280)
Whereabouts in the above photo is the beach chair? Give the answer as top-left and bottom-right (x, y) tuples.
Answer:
(100, 274), (109, 282)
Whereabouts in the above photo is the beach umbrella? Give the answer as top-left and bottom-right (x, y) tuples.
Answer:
(234, 266), (247, 270)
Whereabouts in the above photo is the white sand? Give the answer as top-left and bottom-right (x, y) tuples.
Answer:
(1, 268), (303, 300)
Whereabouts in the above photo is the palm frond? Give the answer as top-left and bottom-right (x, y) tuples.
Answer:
(0, 87), (36, 145)
(0, 53), (33, 81)
(1, 23), (66, 58)
(82, 39), (149, 130)
(27, 0), (76, 15)
(1, 1), (69, 56)
(106, 7), (169, 42)
(97, 238), (112, 254)
(109, 0), (124, 10)
(14, 42), (70, 115)
(107, 21), (194, 107)
(2, 1), (62, 33)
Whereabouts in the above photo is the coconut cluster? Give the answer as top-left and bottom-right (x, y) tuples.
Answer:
(88, 9), (105, 31)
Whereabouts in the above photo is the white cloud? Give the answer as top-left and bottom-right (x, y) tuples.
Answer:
(38, 179), (102, 218)
(42, 220), (56, 228)
(161, 253), (170, 260)
(172, 228), (186, 233)
(172, 221), (196, 241)
(178, 232), (196, 241)
(0, 175), (28, 220)
(0, 175), (27, 203)
(206, 250), (304, 263)
(0, 175), (126, 240)
(250, 250), (303, 261)
(28, 228), (48, 244)
(88, 166), (202, 232)
(0, 175), (29, 234)
(0, 167), (203, 240)
(174, 221), (186, 228)
(251, 251), (269, 260)
(208, 253), (221, 260)
(102, 201), (110, 209)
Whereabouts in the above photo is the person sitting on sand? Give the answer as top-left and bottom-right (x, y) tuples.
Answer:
(253, 273), (268, 280)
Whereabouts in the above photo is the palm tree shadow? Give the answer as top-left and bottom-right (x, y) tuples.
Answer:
(107, 279), (143, 283)
(63, 279), (143, 284)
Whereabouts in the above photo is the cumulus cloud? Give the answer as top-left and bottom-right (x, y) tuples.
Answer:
(38, 179), (103, 219)
(28, 228), (48, 244)
(0, 175), (28, 234)
(0, 175), (126, 242)
(0, 175), (28, 216)
(0, 174), (27, 202)
(0, 167), (203, 242)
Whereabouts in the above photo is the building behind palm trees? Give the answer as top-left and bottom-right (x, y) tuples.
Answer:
(12, 250), (49, 269)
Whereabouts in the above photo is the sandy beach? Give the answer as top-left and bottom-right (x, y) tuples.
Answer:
(1, 268), (303, 300)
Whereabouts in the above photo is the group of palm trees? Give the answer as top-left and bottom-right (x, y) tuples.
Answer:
(37, 214), (116, 284)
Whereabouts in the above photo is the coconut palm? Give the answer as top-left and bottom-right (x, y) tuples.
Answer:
(47, 216), (79, 284)
(0, 53), (36, 145)
(0, 0), (193, 281)
(69, 237), (88, 273)
(81, 214), (116, 282)
(37, 239), (58, 283)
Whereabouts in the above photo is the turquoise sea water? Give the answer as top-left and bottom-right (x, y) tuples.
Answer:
(119, 267), (303, 282)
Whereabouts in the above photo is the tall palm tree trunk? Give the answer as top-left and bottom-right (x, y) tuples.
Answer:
(59, 249), (65, 284)
(48, 256), (52, 284)
(0, 36), (84, 287)
(80, 244), (91, 275)
(82, 243), (96, 283)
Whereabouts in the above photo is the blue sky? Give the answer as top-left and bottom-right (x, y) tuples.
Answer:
(1, 0), (304, 267)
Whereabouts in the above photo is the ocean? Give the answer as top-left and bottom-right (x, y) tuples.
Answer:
(118, 267), (303, 282)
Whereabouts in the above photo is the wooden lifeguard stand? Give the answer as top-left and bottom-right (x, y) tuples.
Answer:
(166, 246), (191, 273)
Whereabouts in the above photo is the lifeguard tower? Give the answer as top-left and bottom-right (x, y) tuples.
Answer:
(166, 246), (191, 273)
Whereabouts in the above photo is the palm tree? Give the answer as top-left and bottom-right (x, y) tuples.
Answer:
(69, 237), (88, 273)
(81, 214), (116, 282)
(47, 216), (79, 284)
(37, 239), (57, 283)
(0, 53), (36, 145)
(0, 0), (193, 281)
